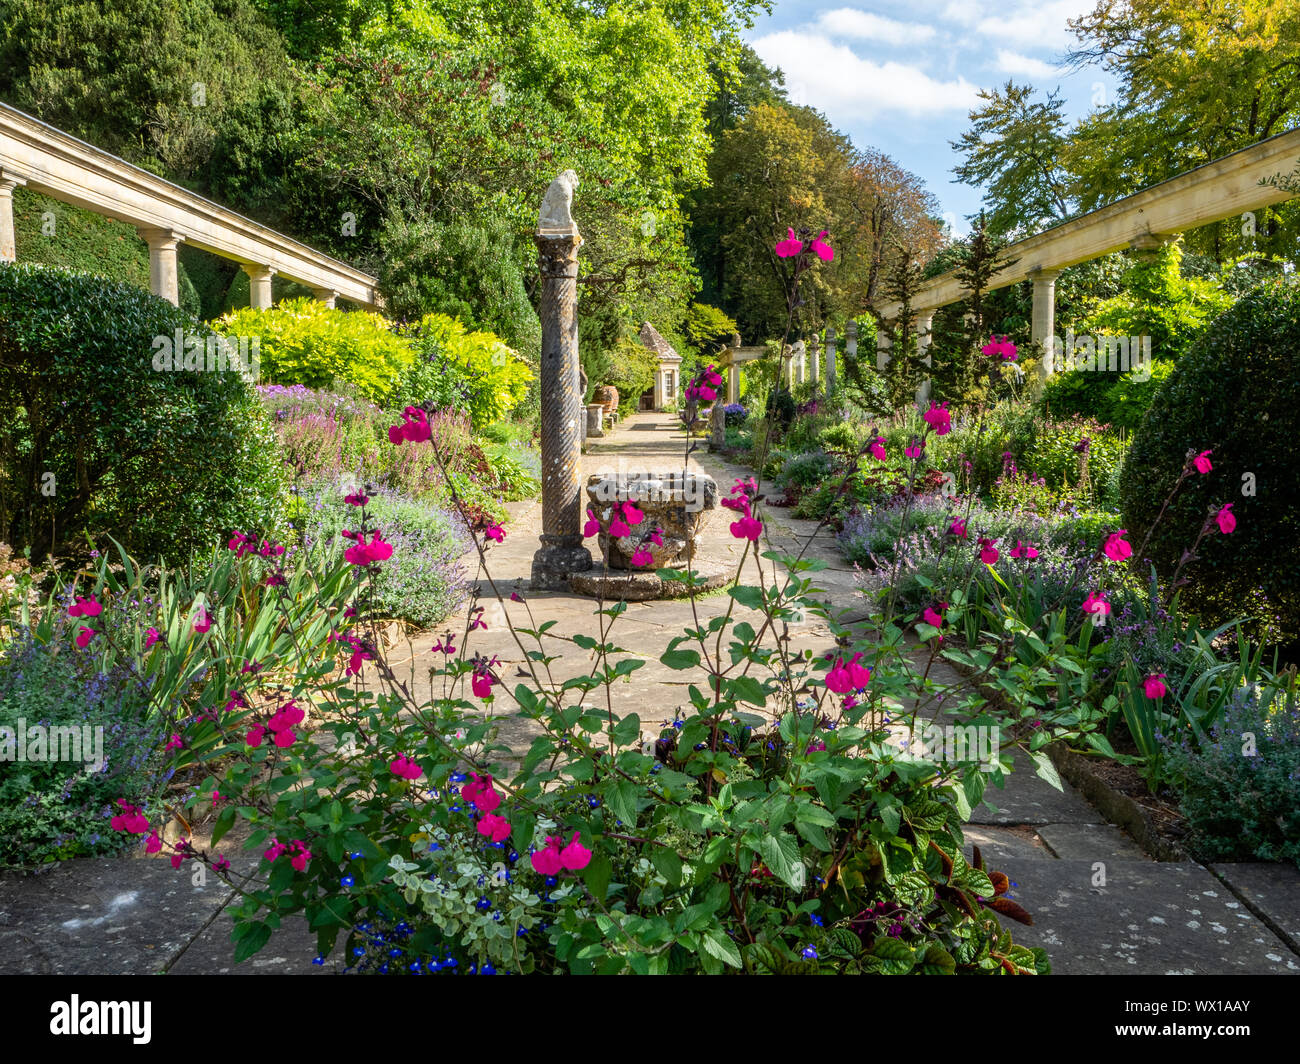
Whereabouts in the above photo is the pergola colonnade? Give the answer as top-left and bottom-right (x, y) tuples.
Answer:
(0, 101), (379, 311)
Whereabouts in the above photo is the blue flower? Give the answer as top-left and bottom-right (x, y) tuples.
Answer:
(801, 946), (818, 960)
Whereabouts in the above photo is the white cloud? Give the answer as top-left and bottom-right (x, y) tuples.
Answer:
(752, 31), (981, 117)
(817, 8), (938, 46)
(995, 50), (1059, 79)
(975, 0), (1092, 49)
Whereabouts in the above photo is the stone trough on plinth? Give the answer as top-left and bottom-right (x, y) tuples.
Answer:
(568, 471), (730, 601)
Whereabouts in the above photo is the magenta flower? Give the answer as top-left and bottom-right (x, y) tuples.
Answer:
(75, 626), (97, 649)
(388, 406), (432, 446)
(1081, 591), (1111, 619)
(631, 547), (653, 567)
(559, 832), (592, 871)
(145, 831), (163, 855)
(980, 335), (1018, 361)
(1215, 503), (1236, 534)
(484, 524), (506, 543)
(583, 508), (601, 538)
(608, 514), (631, 537)
(471, 670), (496, 699)
(824, 657), (853, 695)
(810, 230), (834, 261)
(922, 401), (952, 436)
(477, 814), (511, 843)
(904, 442), (924, 459)
(649, 528), (664, 547)
(1142, 673), (1168, 699)
(978, 537), (999, 564)
(165, 733), (183, 751)
(774, 228), (803, 258)
(193, 607), (212, 634)
(846, 653), (871, 689)
(1102, 530), (1133, 561)
(68, 596), (103, 619)
(922, 606), (944, 630)
(949, 517), (968, 540)
(344, 529), (394, 565)
(144, 627), (160, 649)
(344, 491), (370, 506)
(530, 838), (564, 875)
(622, 501), (645, 527)
(730, 514), (763, 541)
(869, 437), (886, 462)
(1009, 540), (1039, 559)
(1193, 449), (1213, 474)
(390, 755), (423, 781)
(246, 725), (266, 747)
(109, 800), (150, 834)
(463, 773), (502, 813)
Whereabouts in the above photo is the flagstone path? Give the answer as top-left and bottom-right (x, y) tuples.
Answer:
(1, 412), (1297, 974)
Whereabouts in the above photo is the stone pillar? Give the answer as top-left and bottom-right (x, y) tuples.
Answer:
(243, 263), (275, 310)
(792, 340), (806, 385)
(0, 171), (26, 263)
(808, 333), (821, 386)
(876, 320), (893, 371)
(585, 403), (605, 438)
(915, 311), (934, 404)
(138, 228), (184, 306)
(1030, 268), (1061, 377)
(312, 287), (338, 309)
(728, 363), (740, 405)
(531, 171), (592, 590)
(824, 325), (837, 394)
(845, 319), (858, 364)
(709, 397), (725, 451)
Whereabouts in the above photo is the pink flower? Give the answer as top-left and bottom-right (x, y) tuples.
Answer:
(621, 501), (645, 527)
(774, 228), (803, 258)
(170, 853), (185, 870)
(75, 626), (97, 649)
(608, 515), (631, 537)
(477, 814), (511, 843)
(1009, 540), (1039, 559)
(389, 406), (431, 445)
(1193, 449), (1213, 474)
(390, 755), (423, 780)
(1081, 591), (1111, 619)
(432, 637), (456, 655)
(344, 529), (394, 565)
(583, 508), (601, 538)
(904, 442), (924, 459)
(144, 627), (160, 649)
(485, 524), (506, 543)
(290, 844), (312, 873)
(631, 547), (653, 567)
(1215, 503), (1236, 534)
(980, 335), (1018, 361)
(268, 702), (304, 735)
(273, 729), (296, 748)
(193, 607), (212, 634)
(846, 653), (871, 689)
(246, 725), (266, 747)
(697, 384), (717, 401)
(922, 401), (952, 436)
(68, 596), (103, 619)
(922, 606), (944, 630)
(824, 657), (853, 694)
(463, 773), (502, 813)
(109, 800), (150, 834)
(165, 733), (184, 751)
(869, 437), (886, 462)
(1142, 673), (1168, 699)
(559, 832), (592, 871)
(978, 537), (999, 564)
(649, 528), (664, 547)
(145, 832), (163, 855)
(949, 518), (968, 540)
(730, 514), (763, 541)
(1102, 530), (1133, 561)
(471, 670), (496, 699)
(810, 230), (834, 261)
(344, 491), (370, 507)
(530, 838), (564, 875)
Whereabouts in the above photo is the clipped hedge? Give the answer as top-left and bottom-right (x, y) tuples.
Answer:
(0, 262), (288, 562)
(215, 297), (412, 404)
(1120, 280), (1300, 637)
(397, 313), (532, 427)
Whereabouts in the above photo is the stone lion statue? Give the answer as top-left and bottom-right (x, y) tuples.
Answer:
(539, 169), (580, 234)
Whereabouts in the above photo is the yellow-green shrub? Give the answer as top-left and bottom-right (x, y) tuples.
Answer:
(398, 313), (532, 427)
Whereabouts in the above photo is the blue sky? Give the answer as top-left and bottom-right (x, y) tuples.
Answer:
(743, 1), (1115, 235)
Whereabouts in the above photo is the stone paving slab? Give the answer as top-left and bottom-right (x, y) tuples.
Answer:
(0, 857), (236, 974)
(167, 912), (331, 975)
(1039, 822), (1149, 860)
(1210, 863), (1300, 952)
(962, 825), (1056, 863)
(994, 859), (1300, 974)
(970, 766), (1101, 826)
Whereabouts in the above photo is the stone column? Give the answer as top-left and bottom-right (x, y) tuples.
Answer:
(531, 171), (592, 590)
(824, 325), (836, 394)
(243, 263), (275, 310)
(793, 340), (806, 385)
(728, 363), (740, 405)
(1030, 268), (1061, 377)
(876, 321), (893, 372)
(915, 311), (934, 404)
(585, 403), (605, 438)
(0, 171), (26, 263)
(845, 319), (858, 364)
(808, 333), (821, 386)
(312, 286), (338, 309)
(138, 228), (184, 306)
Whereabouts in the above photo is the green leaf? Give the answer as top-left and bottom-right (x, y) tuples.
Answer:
(233, 921), (271, 964)
(728, 585), (766, 611)
(728, 675), (768, 705)
(660, 649), (701, 670)
(1028, 750), (1063, 792)
(701, 929), (743, 968)
(756, 832), (805, 890)
(582, 854), (612, 903)
(650, 847), (683, 887)
(210, 805), (237, 848)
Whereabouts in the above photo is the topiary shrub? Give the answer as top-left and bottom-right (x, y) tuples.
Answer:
(397, 313), (532, 428)
(1120, 280), (1300, 638)
(0, 263), (288, 563)
(215, 297), (413, 404)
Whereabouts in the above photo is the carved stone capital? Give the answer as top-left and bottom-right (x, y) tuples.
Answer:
(536, 233), (583, 278)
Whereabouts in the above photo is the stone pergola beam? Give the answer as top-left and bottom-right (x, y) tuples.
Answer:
(875, 125), (1300, 320)
(0, 102), (379, 307)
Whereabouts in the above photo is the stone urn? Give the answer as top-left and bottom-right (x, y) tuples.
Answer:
(585, 471), (718, 569)
(593, 385), (619, 418)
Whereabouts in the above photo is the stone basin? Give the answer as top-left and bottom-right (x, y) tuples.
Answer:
(585, 471), (718, 569)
